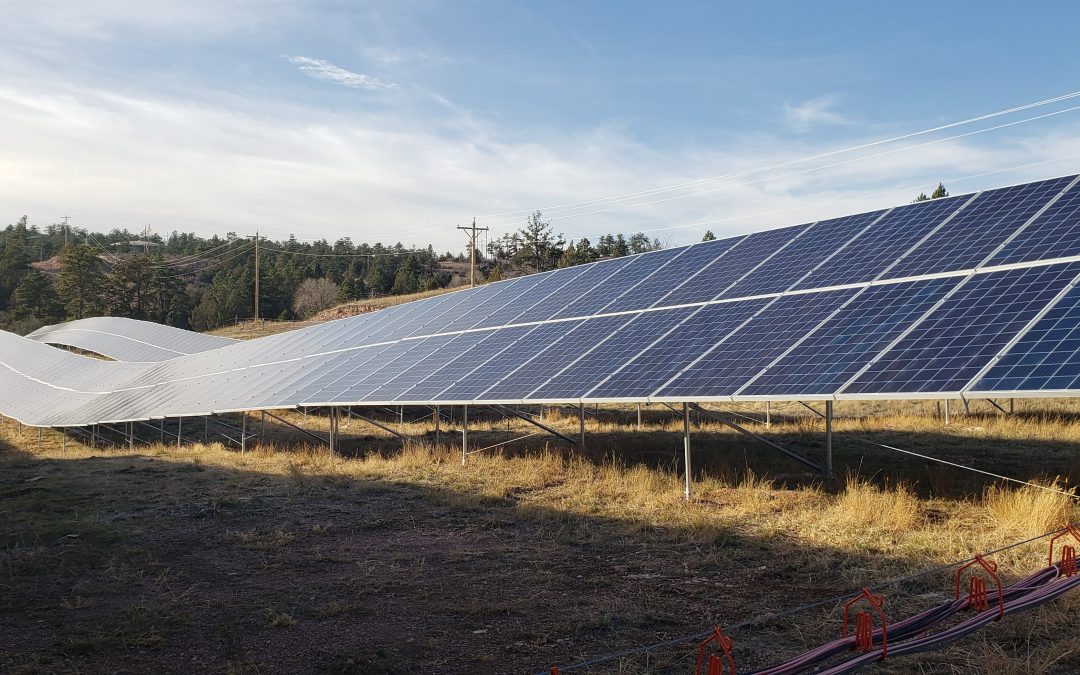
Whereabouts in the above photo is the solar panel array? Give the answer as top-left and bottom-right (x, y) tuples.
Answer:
(27, 316), (239, 362)
(3, 172), (1080, 427)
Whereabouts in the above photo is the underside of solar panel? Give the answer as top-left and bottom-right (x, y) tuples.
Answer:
(3, 172), (1080, 428)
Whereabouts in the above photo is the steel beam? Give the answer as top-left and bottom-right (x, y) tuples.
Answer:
(462, 405), (469, 466)
(345, 408), (407, 440)
(825, 400), (834, 482)
(579, 403), (586, 449)
(683, 402), (692, 501)
(262, 410), (329, 445)
(488, 405), (577, 445)
(688, 403), (823, 473)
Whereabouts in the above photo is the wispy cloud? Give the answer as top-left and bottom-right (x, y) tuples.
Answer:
(783, 94), (852, 132)
(285, 55), (396, 91)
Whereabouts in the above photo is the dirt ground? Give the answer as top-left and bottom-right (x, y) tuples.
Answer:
(3, 404), (1080, 674)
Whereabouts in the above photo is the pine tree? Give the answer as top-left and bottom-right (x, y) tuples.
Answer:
(12, 269), (64, 320)
(702, 230), (716, 241)
(57, 244), (104, 319)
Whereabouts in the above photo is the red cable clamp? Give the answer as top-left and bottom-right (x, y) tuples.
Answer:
(1048, 524), (1080, 577)
(842, 588), (887, 659)
(954, 554), (1004, 620)
(695, 626), (735, 675)
(550, 666), (559, 675)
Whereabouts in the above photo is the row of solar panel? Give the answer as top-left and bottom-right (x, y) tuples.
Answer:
(11, 260), (1076, 428)
(278, 261), (1078, 405)
(27, 316), (239, 362)
(5, 173), (1080, 427)
(305, 173), (1079, 340)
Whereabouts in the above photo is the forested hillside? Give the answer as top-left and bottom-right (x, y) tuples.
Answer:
(0, 212), (662, 335)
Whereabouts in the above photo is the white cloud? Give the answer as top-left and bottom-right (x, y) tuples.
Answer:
(783, 95), (852, 132)
(285, 55), (396, 92)
(2, 64), (1079, 254)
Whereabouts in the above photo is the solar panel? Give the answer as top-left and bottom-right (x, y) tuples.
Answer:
(478, 315), (633, 400)
(737, 278), (959, 397)
(882, 177), (1075, 279)
(5, 172), (1080, 428)
(27, 316), (239, 362)
(968, 283), (1080, 394)
(725, 211), (886, 298)
(532, 307), (697, 400)
(656, 289), (856, 398)
(842, 263), (1080, 395)
(601, 237), (744, 313)
(659, 224), (810, 306)
(436, 322), (577, 401)
(987, 176), (1080, 265)
(585, 300), (768, 399)
(794, 195), (971, 290)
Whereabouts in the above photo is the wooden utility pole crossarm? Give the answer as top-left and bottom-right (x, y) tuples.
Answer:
(456, 218), (489, 287)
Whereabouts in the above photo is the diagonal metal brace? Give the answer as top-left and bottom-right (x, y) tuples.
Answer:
(488, 405), (577, 445)
(688, 403), (823, 473)
(343, 408), (407, 440)
(261, 410), (331, 445)
(799, 401), (826, 419)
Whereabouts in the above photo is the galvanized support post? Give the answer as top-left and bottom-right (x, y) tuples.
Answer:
(204, 416), (209, 442)
(825, 400), (834, 483)
(944, 399), (951, 425)
(260, 411), (267, 446)
(128, 422), (134, 449)
(461, 405), (468, 466)
(579, 403), (586, 449)
(682, 402), (692, 501)
(177, 417), (183, 449)
(91, 425), (97, 448)
(766, 401), (771, 428)
(38, 427), (43, 450)
(241, 413), (247, 454)
(399, 406), (404, 431)
(636, 403), (642, 431)
(434, 405), (441, 447)
(160, 420), (165, 444)
(328, 407), (337, 455)
(1009, 398), (1015, 415)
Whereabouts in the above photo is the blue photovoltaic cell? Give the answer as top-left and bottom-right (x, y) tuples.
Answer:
(535, 307), (697, 399)
(602, 238), (744, 313)
(727, 211), (885, 298)
(988, 177), (1080, 265)
(468, 266), (593, 330)
(478, 315), (632, 399)
(970, 283), (1080, 393)
(552, 247), (686, 319)
(883, 177), (1074, 279)
(335, 334), (464, 402)
(657, 289), (855, 397)
(397, 326), (535, 401)
(844, 263), (1080, 394)
(795, 196), (967, 289)
(657, 224), (810, 307)
(587, 299), (768, 399)
(437, 322), (578, 401)
(739, 278), (959, 396)
(424, 276), (535, 334)
(498, 257), (636, 325)
(362, 333), (482, 401)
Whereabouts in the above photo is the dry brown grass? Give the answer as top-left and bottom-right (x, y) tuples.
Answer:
(5, 401), (1080, 672)
(985, 479), (1075, 538)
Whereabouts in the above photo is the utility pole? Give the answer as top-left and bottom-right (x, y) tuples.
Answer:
(61, 215), (70, 248)
(248, 230), (261, 322)
(456, 218), (488, 287)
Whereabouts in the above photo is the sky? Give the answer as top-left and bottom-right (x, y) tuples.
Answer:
(2, 1), (1080, 252)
